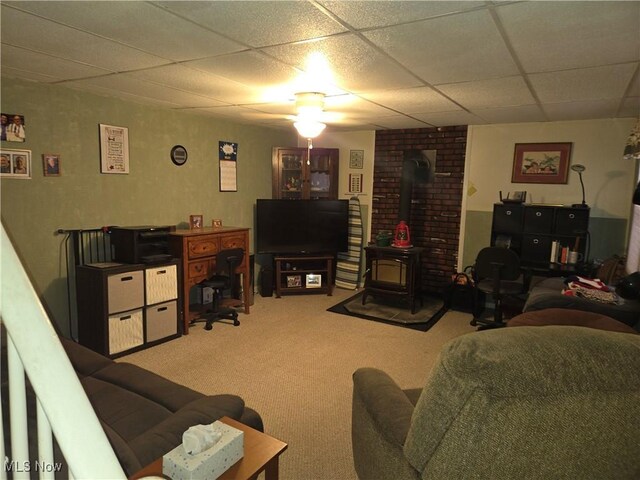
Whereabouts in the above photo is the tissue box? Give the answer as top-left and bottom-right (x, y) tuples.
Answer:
(163, 421), (244, 480)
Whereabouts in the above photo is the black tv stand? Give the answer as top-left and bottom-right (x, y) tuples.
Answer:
(274, 254), (333, 297)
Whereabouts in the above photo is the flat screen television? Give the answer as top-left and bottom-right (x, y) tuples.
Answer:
(256, 199), (349, 254)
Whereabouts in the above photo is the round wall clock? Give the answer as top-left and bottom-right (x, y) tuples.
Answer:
(170, 145), (188, 166)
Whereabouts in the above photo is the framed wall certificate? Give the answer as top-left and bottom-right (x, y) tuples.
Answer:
(99, 124), (129, 174)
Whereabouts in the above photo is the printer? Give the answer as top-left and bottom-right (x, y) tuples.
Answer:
(110, 225), (173, 264)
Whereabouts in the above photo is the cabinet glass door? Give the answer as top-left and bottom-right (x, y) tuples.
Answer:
(309, 151), (334, 199)
(279, 152), (305, 199)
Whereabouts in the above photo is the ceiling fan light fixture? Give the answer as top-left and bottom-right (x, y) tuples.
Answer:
(293, 92), (327, 139)
(294, 119), (326, 139)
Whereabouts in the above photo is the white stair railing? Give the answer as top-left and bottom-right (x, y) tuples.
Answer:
(1, 224), (125, 479)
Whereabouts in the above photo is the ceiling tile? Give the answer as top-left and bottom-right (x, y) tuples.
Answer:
(64, 82), (181, 109)
(472, 105), (547, 124)
(497, 1), (640, 73)
(263, 33), (422, 93)
(437, 76), (535, 109)
(359, 86), (461, 114)
(627, 68), (640, 97)
(362, 9), (519, 84)
(1, 44), (112, 80)
(182, 51), (302, 104)
(619, 97), (640, 118)
(156, 1), (347, 48)
(5, 1), (245, 62)
(412, 110), (486, 127)
(544, 99), (621, 121)
(1, 1), (637, 129)
(330, 96), (400, 119)
(128, 65), (257, 104)
(530, 64), (637, 103)
(319, 1), (485, 29)
(1, 4), (169, 71)
(368, 115), (434, 129)
(63, 74), (227, 108)
(0, 66), (59, 83)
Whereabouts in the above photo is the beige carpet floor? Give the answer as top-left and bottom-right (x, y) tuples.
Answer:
(121, 288), (476, 480)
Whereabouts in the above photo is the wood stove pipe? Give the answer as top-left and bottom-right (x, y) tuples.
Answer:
(398, 150), (431, 222)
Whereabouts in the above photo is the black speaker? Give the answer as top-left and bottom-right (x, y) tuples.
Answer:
(260, 266), (274, 297)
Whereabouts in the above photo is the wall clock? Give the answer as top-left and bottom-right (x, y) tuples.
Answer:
(170, 145), (188, 166)
(350, 149), (364, 169)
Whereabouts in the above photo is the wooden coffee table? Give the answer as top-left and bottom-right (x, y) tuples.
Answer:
(131, 416), (288, 480)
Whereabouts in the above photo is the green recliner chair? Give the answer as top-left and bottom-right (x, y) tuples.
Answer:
(352, 326), (640, 480)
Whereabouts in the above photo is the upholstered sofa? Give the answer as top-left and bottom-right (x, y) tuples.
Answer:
(523, 277), (640, 327)
(352, 326), (640, 480)
(59, 337), (263, 476)
(1, 333), (263, 478)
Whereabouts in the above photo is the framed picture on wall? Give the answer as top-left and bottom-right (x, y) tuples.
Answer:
(349, 173), (363, 193)
(511, 142), (572, 184)
(99, 124), (129, 174)
(349, 150), (364, 169)
(43, 153), (61, 176)
(1, 148), (31, 179)
(2, 113), (26, 142)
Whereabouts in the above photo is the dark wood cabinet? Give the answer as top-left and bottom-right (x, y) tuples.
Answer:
(272, 147), (339, 200)
(491, 203), (589, 268)
(274, 255), (334, 297)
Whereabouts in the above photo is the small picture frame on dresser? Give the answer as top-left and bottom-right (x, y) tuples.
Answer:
(212, 219), (222, 228)
(189, 215), (203, 229)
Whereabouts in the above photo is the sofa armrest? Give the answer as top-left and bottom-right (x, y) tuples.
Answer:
(353, 368), (415, 446)
(352, 368), (420, 480)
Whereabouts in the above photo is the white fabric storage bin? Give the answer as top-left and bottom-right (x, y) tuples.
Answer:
(146, 264), (178, 305)
(107, 270), (144, 313)
(108, 308), (143, 354)
(146, 300), (178, 342)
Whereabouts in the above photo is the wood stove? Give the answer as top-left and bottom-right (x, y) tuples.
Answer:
(362, 246), (423, 314)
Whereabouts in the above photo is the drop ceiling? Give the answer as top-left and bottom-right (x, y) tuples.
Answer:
(1, 1), (639, 132)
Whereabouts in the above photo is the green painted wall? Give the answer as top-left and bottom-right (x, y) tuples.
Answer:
(1, 77), (294, 335)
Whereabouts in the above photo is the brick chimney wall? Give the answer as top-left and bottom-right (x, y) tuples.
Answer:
(372, 126), (468, 293)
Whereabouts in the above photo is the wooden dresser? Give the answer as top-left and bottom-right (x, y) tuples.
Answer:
(168, 227), (250, 333)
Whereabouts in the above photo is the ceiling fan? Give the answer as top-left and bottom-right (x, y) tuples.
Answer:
(293, 92), (327, 140)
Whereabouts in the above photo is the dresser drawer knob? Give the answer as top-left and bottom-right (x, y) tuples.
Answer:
(569, 213), (575, 219)
(506, 211), (512, 216)
(536, 211), (542, 217)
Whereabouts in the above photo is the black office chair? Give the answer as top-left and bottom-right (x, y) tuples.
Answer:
(470, 246), (525, 330)
(192, 248), (244, 331)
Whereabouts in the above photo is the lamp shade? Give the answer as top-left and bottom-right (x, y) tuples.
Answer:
(294, 119), (326, 139)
